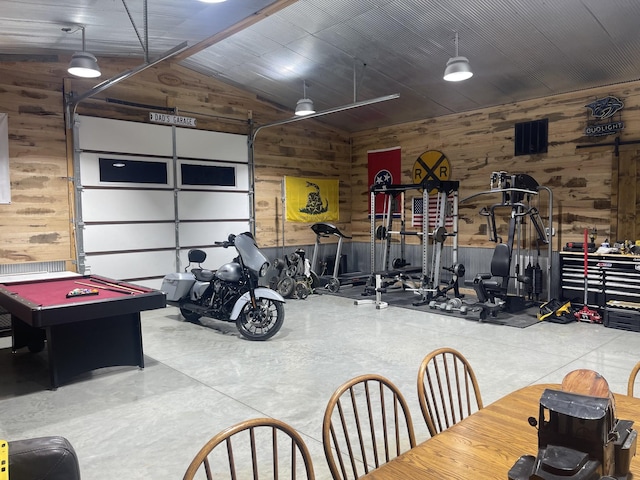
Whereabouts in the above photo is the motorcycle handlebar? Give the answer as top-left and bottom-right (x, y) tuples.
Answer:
(215, 234), (239, 249)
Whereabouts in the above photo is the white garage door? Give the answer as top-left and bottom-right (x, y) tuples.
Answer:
(76, 116), (250, 289)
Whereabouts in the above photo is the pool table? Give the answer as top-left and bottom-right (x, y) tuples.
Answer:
(0, 274), (166, 389)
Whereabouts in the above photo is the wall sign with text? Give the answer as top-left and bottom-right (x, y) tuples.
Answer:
(149, 112), (197, 127)
(584, 96), (624, 137)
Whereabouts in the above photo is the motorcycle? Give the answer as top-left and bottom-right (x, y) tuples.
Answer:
(161, 233), (286, 341)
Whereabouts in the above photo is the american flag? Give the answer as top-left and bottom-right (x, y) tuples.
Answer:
(412, 195), (454, 228)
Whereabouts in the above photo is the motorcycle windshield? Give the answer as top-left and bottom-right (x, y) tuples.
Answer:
(235, 233), (269, 273)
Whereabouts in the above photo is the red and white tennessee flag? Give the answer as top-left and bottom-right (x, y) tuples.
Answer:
(368, 147), (401, 215)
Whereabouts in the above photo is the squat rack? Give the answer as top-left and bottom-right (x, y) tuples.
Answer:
(369, 178), (460, 301)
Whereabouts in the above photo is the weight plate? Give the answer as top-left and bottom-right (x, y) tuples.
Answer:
(448, 297), (462, 308)
(288, 252), (299, 263)
(277, 276), (295, 298)
(296, 281), (310, 299)
(327, 278), (340, 293)
(433, 226), (448, 243)
(286, 265), (298, 277)
(392, 258), (407, 269)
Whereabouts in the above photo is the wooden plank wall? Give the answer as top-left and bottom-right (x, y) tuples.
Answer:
(253, 123), (352, 248)
(612, 147), (640, 241)
(351, 83), (640, 252)
(0, 60), (72, 263)
(0, 55), (351, 266)
(1, 52), (639, 268)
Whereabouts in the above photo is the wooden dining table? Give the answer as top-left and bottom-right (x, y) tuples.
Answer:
(361, 383), (640, 479)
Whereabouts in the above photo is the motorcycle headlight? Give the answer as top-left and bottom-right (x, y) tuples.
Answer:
(259, 262), (269, 277)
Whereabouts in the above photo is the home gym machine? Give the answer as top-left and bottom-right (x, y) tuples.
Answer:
(358, 178), (463, 307)
(462, 171), (553, 317)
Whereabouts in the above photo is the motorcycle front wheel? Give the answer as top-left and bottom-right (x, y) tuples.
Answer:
(180, 307), (202, 324)
(236, 298), (284, 341)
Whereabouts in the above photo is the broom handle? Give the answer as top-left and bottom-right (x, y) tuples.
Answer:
(584, 228), (588, 305)
(584, 228), (588, 276)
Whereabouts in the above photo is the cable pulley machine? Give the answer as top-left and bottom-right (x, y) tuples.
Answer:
(461, 171), (554, 315)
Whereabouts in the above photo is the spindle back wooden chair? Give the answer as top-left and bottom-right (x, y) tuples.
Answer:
(628, 361), (640, 397)
(183, 417), (315, 480)
(417, 347), (483, 437)
(322, 373), (416, 480)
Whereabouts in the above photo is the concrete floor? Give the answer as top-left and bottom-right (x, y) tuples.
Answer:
(1, 293), (640, 479)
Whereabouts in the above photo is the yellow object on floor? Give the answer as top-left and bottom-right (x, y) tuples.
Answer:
(0, 439), (7, 480)
(538, 299), (573, 322)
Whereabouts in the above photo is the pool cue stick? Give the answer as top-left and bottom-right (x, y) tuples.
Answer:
(74, 281), (135, 295)
(88, 277), (145, 293)
(84, 277), (145, 294)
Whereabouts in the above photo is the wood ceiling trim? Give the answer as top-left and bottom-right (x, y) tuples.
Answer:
(173, 0), (300, 62)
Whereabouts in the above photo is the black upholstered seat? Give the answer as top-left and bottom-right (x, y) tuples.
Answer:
(471, 243), (511, 303)
(187, 249), (215, 281)
(8, 436), (81, 480)
(187, 249), (206, 264)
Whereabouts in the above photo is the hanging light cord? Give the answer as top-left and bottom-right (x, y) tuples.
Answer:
(62, 25), (86, 51)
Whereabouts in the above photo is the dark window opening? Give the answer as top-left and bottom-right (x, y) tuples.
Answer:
(515, 119), (548, 156)
(181, 164), (236, 187)
(99, 158), (168, 184)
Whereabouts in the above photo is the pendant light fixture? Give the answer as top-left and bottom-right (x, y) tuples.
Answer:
(443, 32), (473, 82)
(294, 81), (315, 116)
(66, 26), (101, 78)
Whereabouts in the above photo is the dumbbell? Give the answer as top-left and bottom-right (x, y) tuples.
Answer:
(445, 297), (468, 315)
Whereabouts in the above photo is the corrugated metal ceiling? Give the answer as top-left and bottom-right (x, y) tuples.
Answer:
(1, 0), (640, 132)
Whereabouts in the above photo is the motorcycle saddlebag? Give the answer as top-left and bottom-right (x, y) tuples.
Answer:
(161, 272), (195, 301)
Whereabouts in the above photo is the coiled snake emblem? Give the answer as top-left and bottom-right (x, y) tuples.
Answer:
(299, 181), (329, 215)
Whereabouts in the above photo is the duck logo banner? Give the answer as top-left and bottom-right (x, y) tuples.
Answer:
(368, 147), (401, 216)
(284, 176), (339, 223)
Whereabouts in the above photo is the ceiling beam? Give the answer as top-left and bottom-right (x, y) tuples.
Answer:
(173, 0), (299, 61)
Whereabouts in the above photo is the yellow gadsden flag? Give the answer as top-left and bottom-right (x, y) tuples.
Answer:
(284, 176), (339, 223)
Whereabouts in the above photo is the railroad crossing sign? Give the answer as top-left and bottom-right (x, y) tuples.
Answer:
(412, 150), (451, 192)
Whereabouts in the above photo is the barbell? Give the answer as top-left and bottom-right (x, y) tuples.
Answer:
(375, 225), (454, 243)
